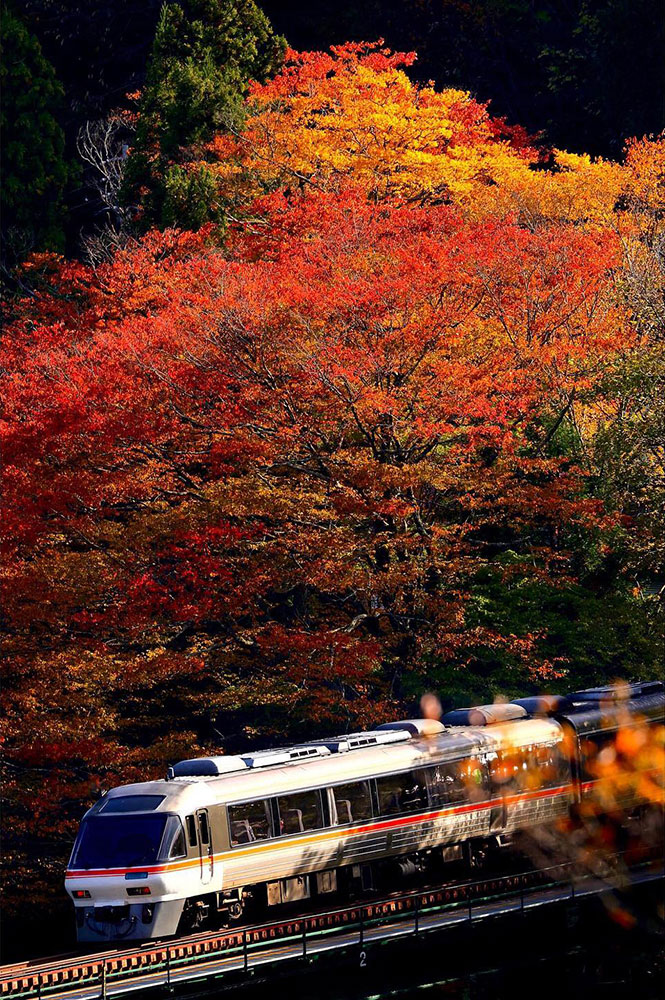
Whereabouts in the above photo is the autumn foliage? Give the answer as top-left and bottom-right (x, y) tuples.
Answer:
(2, 43), (664, 939)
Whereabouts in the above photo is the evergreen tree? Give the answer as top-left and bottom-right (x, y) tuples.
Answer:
(0, 3), (70, 266)
(124, 0), (286, 229)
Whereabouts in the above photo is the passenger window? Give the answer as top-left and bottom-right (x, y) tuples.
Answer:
(428, 762), (467, 805)
(489, 751), (513, 788)
(554, 742), (572, 783)
(185, 814), (197, 848)
(493, 749), (534, 791)
(277, 790), (323, 835)
(581, 730), (616, 781)
(229, 800), (273, 845)
(530, 743), (569, 788)
(463, 758), (488, 802)
(513, 749), (531, 790)
(169, 823), (186, 859)
(198, 811), (210, 845)
(332, 781), (372, 825)
(376, 770), (428, 816)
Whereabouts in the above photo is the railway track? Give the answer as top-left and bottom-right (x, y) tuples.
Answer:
(2, 854), (661, 999)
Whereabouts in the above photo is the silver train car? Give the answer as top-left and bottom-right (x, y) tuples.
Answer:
(65, 681), (664, 942)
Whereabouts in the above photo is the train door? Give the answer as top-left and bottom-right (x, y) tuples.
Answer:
(197, 809), (214, 884)
(486, 751), (507, 833)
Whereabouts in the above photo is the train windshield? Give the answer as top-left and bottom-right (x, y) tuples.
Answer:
(71, 814), (168, 869)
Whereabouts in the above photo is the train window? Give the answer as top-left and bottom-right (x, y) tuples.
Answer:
(229, 800), (273, 845)
(580, 730), (617, 781)
(198, 811), (210, 845)
(99, 795), (166, 813)
(71, 815), (168, 869)
(531, 743), (570, 788)
(588, 731), (616, 753)
(555, 742), (572, 783)
(185, 814), (197, 848)
(504, 747), (529, 791)
(512, 749), (532, 790)
(464, 759), (488, 801)
(332, 781), (372, 825)
(427, 762), (467, 806)
(489, 751), (519, 789)
(376, 770), (428, 817)
(166, 818), (186, 859)
(488, 752), (503, 786)
(276, 790), (324, 835)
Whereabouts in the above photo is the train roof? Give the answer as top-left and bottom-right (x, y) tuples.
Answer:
(83, 682), (663, 819)
(95, 717), (563, 814)
(558, 690), (665, 735)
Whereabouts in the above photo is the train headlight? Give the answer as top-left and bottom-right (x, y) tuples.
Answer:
(127, 886), (151, 896)
(72, 890), (91, 899)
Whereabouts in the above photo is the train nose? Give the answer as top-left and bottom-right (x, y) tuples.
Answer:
(77, 904), (138, 941)
(75, 900), (186, 942)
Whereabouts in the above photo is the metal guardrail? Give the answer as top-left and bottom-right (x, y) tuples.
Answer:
(2, 854), (661, 1000)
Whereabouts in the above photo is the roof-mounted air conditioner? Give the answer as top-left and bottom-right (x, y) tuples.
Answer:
(172, 756), (249, 777)
(314, 729), (412, 753)
(171, 745), (332, 777)
(511, 695), (568, 716)
(377, 719), (446, 737)
(442, 704), (527, 727)
(567, 681), (664, 704)
(241, 746), (331, 768)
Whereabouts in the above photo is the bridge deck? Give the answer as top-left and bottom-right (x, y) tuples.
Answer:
(2, 857), (661, 1000)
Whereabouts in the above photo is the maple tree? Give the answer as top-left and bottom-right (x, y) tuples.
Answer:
(192, 42), (653, 233)
(201, 43), (538, 214)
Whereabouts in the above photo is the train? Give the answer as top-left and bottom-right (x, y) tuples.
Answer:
(65, 680), (664, 942)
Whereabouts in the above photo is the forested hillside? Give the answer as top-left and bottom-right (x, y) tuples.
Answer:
(1, 0), (664, 956)
(4, 0), (664, 259)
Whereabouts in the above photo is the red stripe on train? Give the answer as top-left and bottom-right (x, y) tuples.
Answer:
(66, 784), (573, 879)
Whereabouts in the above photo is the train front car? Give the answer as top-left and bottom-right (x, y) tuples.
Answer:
(65, 781), (218, 943)
(64, 680), (664, 943)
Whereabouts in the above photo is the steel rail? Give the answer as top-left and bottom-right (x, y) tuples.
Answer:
(1, 852), (660, 999)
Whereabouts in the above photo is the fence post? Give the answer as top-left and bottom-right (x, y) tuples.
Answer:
(101, 961), (107, 1000)
(37, 975), (42, 1000)
(243, 930), (248, 973)
(359, 907), (364, 949)
(166, 946), (171, 989)
(302, 919), (307, 960)
(414, 895), (419, 937)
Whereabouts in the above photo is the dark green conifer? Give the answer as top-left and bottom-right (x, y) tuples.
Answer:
(124, 0), (286, 229)
(0, 3), (70, 265)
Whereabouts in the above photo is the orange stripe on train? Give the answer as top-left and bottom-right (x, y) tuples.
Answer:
(66, 784), (573, 879)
